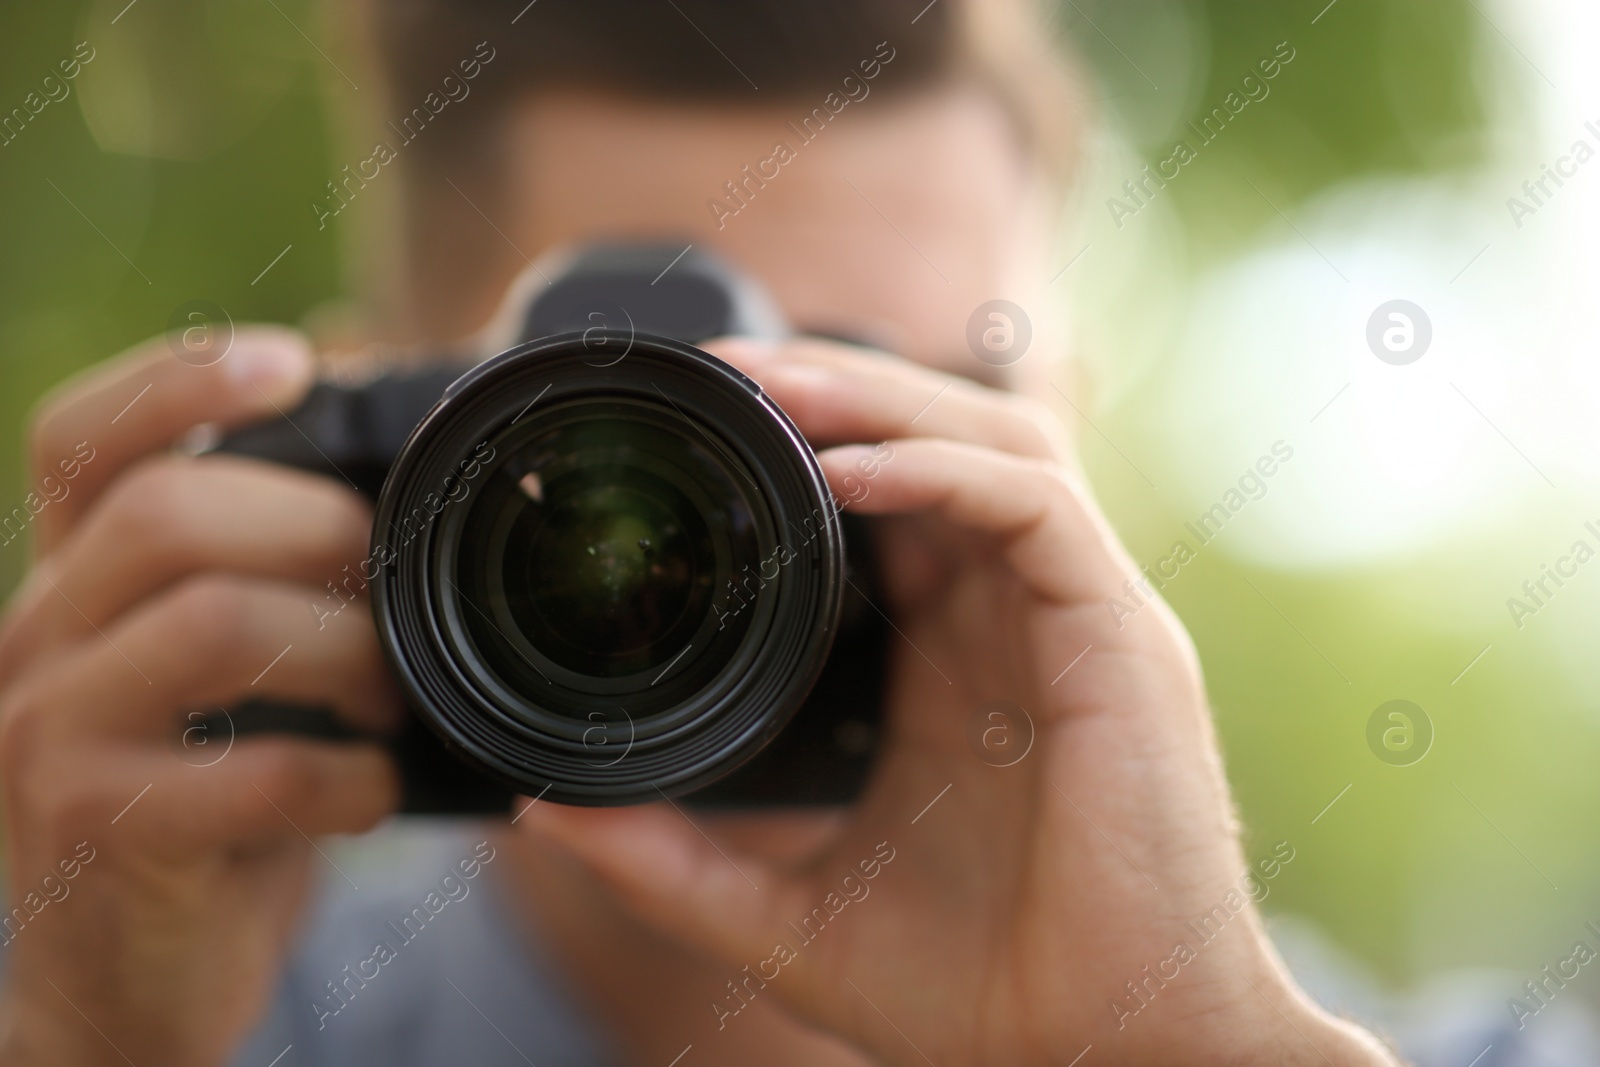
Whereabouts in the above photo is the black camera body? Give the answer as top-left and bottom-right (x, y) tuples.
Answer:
(215, 245), (889, 814)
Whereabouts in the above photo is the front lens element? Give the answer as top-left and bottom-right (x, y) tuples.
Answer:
(453, 397), (762, 716)
(520, 480), (701, 666)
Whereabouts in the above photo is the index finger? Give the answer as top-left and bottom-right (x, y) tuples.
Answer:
(25, 325), (314, 555)
(702, 336), (1068, 461)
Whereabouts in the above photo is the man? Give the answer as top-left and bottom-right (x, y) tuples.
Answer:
(0, 1), (1401, 1064)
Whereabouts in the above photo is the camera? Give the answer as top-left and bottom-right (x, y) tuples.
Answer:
(213, 244), (889, 814)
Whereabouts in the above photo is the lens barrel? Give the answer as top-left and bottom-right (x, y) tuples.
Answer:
(371, 331), (844, 805)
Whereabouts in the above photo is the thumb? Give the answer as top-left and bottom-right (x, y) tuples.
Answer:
(514, 799), (798, 966)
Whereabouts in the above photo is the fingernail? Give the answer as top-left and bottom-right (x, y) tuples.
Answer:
(769, 362), (833, 389)
(823, 444), (878, 467)
(225, 340), (311, 401)
(708, 337), (776, 365)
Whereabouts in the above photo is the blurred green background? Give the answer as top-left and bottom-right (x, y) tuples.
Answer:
(3, 0), (1596, 1016)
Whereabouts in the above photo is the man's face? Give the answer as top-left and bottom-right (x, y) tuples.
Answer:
(500, 83), (1059, 381)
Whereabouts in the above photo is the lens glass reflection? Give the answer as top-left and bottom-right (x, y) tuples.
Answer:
(454, 399), (760, 706)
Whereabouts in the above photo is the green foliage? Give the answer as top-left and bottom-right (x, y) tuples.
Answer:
(0, 0), (342, 593)
(1062, 0), (1500, 252)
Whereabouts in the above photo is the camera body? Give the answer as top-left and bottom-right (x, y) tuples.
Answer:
(215, 245), (889, 814)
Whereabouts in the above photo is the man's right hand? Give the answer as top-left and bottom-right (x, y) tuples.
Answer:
(0, 330), (402, 1066)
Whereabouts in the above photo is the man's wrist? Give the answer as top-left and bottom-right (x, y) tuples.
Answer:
(1121, 970), (1402, 1067)
(1225, 987), (1403, 1067)
(1278, 1013), (1403, 1066)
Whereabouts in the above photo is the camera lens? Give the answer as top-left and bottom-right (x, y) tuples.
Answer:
(372, 333), (844, 805)
(480, 420), (725, 676)
(452, 398), (761, 710)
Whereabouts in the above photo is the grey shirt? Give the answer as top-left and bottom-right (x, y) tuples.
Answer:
(228, 823), (616, 1067)
(222, 825), (1597, 1067)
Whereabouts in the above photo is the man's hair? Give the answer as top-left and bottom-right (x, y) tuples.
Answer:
(378, 0), (954, 103)
(370, 0), (1079, 176)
